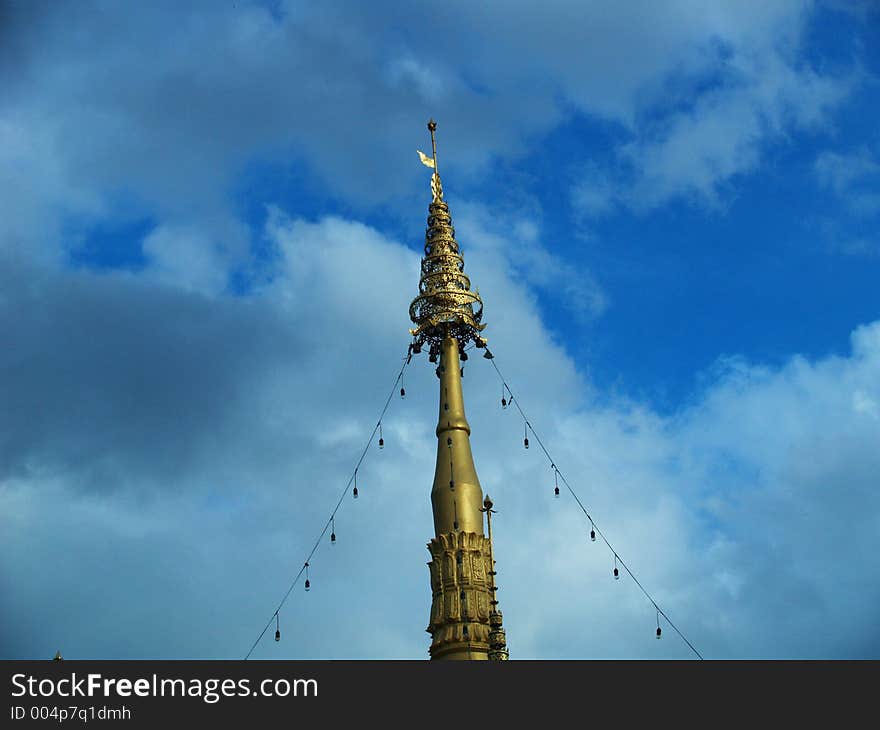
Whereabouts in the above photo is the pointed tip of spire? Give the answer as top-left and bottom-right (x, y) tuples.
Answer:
(428, 118), (437, 132)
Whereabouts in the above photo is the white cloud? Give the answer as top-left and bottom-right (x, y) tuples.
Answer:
(816, 147), (880, 217)
(2, 210), (880, 658)
(455, 201), (608, 321)
(1, 0), (877, 661)
(0, 0), (863, 261)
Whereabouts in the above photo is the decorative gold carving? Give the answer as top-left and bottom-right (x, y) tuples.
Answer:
(410, 121), (487, 355)
(426, 530), (495, 659)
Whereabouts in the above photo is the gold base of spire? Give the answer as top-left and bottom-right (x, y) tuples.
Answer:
(426, 531), (494, 660)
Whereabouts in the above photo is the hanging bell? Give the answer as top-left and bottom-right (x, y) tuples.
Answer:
(590, 528), (596, 542)
(501, 396), (507, 408)
(483, 349), (494, 359)
(554, 486), (560, 497)
(400, 387), (406, 398)
(449, 479), (455, 491)
(331, 531), (336, 545)
(378, 437), (384, 449)
(304, 578), (310, 591)
(656, 626), (662, 639)
(353, 486), (358, 499)
(462, 624), (469, 639)
(524, 436), (529, 449)
(275, 629), (280, 642)
(613, 567), (619, 580)
(447, 437), (452, 447)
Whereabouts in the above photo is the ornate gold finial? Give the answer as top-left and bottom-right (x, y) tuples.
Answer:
(410, 120), (487, 360)
(417, 119), (443, 202)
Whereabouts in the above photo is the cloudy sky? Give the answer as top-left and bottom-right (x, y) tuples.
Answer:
(2, 0), (879, 660)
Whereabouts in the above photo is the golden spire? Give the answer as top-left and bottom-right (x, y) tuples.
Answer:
(411, 120), (507, 660)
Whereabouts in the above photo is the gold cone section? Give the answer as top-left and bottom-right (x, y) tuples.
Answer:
(409, 161), (486, 355)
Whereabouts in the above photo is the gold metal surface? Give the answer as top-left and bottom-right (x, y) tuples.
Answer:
(431, 337), (483, 535)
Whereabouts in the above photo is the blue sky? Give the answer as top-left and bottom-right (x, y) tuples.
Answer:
(2, 1), (880, 659)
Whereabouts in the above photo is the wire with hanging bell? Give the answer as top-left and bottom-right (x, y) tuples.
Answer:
(378, 422), (384, 450)
(244, 347), (413, 660)
(553, 466), (560, 498)
(656, 608), (662, 639)
(523, 421), (530, 449)
(481, 351), (705, 660)
(501, 383), (512, 409)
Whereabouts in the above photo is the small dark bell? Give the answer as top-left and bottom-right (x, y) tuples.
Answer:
(453, 520), (459, 530)
(378, 437), (384, 449)
(275, 630), (280, 642)
(460, 351), (468, 361)
(304, 578), (310, 591)
(554, 486), (560, 497)
(501, 397), (507, 408)
(590, 529), (596, 541)
(353, 486), (358, 499)
(524, 437), (529, 449)
(656, 626), (662, 639)
(462, 625), (469, 639)
(613, 567), (619, 580)
(447, 437), (452, 447)
(331, 532), (336, 544)
(449, 479), (455, 491)
(483, 349), (494, 359)
(400, 387), (406, 398)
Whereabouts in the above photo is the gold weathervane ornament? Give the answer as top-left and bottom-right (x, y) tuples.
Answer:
(417, 119), (444, 202)
(409, 120), (508, 661)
